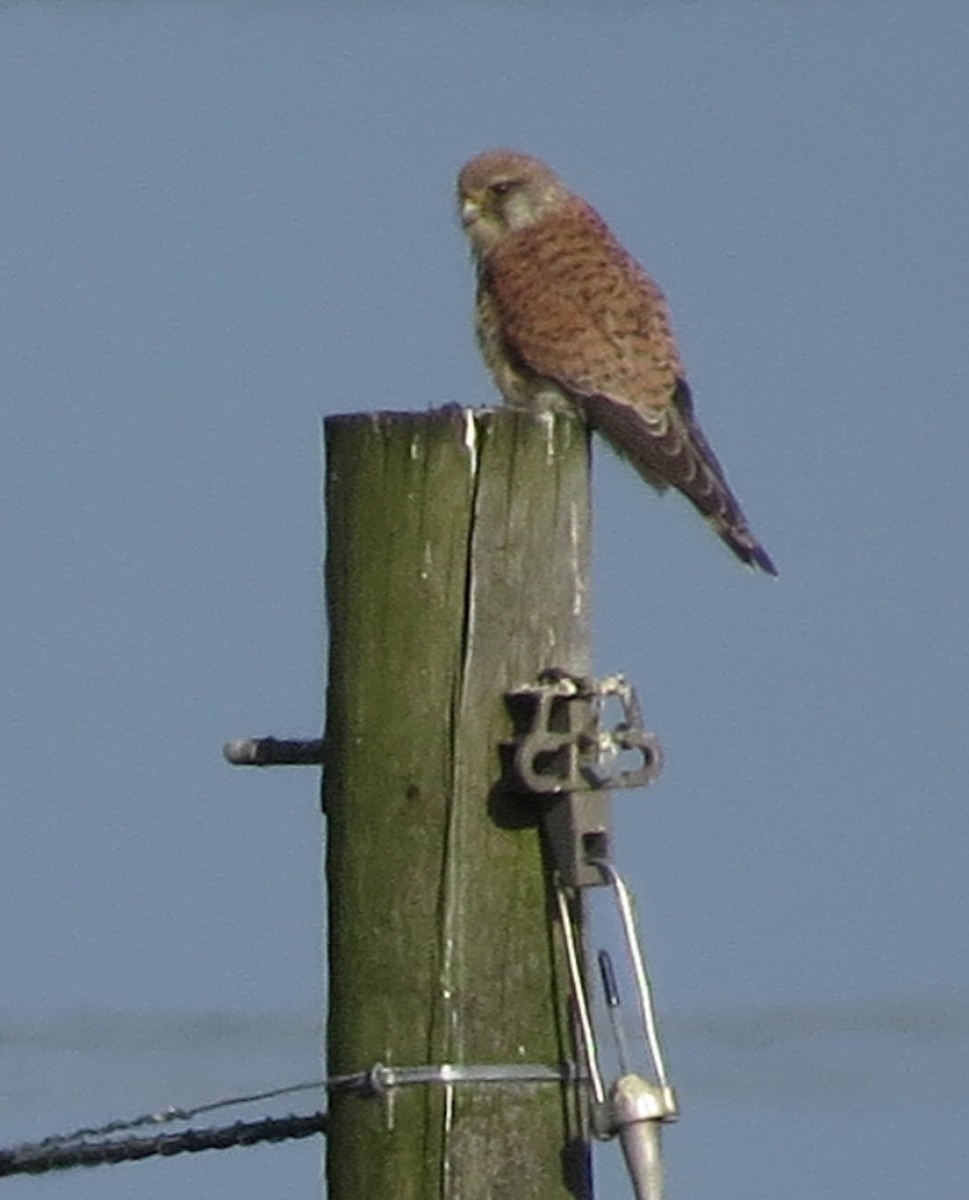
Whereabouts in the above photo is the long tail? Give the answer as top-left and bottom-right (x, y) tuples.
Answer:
(674, 408), (778, 575)
(583, 386), (778, 576)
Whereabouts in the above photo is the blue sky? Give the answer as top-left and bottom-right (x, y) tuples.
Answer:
(1, 2), (967, 1197)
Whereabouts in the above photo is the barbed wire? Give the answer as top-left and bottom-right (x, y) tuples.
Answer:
(0, 1078), (328, 1179)
(0, 1112), (327, 1178)
(23, 1078), (327, 1149)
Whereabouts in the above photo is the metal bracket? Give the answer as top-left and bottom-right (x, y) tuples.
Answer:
(223, 737), (325, 767)
(610, 1074), (677, 1200)
(509, 671), (663, 887)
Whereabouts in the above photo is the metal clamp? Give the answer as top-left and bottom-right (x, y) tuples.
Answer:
(511, 671), (677, 1197)
(509, 671), (663, 887)
(510, 670), (662, 795)
(327, 1062), (575, 1096)
(557, 872), (679, 1200)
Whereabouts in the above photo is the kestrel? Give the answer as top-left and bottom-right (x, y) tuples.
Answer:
(457, 149), (777, 575)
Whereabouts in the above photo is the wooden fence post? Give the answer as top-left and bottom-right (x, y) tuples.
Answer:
(323, 405), (593, 1199)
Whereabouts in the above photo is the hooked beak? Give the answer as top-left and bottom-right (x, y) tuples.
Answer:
(460, 196), (481, 227)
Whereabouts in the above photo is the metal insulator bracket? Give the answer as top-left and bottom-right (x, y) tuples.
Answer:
(222, 737), (325, 767)
(610, 1074), (678, 1200)
(508, 671), (663, 887)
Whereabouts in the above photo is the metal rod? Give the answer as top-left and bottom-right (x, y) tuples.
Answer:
(598, 950), (632, 1076)
(222, 737), (325, 766)
(555, 886), (605, 1106)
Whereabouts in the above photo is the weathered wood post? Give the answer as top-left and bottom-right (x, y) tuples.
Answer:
(323, 405), (593, 1199)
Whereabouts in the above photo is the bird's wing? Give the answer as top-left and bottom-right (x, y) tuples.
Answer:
(483, 204), (683, 408)
(584, 383), (777, 574)
(484, 208), (777, 574)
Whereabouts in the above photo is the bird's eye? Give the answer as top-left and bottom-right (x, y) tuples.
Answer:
(489, 179), (515, 198)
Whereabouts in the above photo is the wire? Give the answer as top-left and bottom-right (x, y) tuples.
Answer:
(22, 1079), (327, 1149)
(0, 1112), (326, 1178)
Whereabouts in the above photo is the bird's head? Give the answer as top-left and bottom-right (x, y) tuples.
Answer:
(457, 149), (569, 253)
